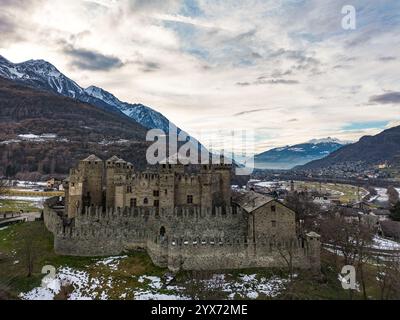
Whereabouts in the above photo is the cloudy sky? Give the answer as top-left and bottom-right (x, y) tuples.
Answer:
(1, 0), (400, 153)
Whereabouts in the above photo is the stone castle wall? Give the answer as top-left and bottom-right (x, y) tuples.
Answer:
(44, 198), (320, 271)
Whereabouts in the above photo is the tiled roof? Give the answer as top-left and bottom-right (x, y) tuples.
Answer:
(232, 190), (275, 212)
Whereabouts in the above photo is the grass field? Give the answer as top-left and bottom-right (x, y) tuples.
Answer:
(0, 199), (42, 213)
(294, 181), (368, 203)
(4, 189), (64, 197)
(0, 221), (385, 300)
(0, 189), (64, 213)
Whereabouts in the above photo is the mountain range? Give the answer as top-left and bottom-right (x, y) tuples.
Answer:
(0, 55), (173, 133)
(1, 54), (399, 177)
(0, 76), (150, 178)
(254, 138), (350, 170)
(298, 126), (400, 171)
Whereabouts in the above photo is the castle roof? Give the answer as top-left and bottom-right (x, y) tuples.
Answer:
(107, 155), (121, 162)
(232, 191), (275, 213)
(82, 154), (102, 162)
(115, 159), (127, 164)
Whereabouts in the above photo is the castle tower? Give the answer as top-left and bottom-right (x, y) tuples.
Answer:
(66, 169), (84, 218)
(290, 180), (295, 192)
(306, 232), (321, 272)
(200, 164), (213, 209)
(158, 163), (177, 209)
(80, 155), (104, 209)
(66, 155), (104, 218)
(105, 156), (120, 209)
(213, 155), (232, 207)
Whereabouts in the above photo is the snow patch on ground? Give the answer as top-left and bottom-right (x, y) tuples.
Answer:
(375, 188), (389, 202)
(372, 236), (400, 251)
(200, 273), (288, 299)
(19, 256), (289, 301)
(95, 256), (127, 271)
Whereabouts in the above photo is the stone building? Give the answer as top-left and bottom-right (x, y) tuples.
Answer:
(44, 155), (321, 272)
(64, 155), (232, 218)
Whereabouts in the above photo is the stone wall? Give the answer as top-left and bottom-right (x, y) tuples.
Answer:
(44, 198), (320, 271)
(147, 237), (318, 272)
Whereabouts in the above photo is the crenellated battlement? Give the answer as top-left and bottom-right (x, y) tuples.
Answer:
(45, 147), (322, 272)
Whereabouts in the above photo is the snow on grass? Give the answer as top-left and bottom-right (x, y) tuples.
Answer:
(372, 236), (400, 251)
(19, 253), (289, 301)
(18, 133), (57, 141)
(200, 273), (289, 300)
(134, 291), (190, 300)
(95, 255), (128, 271)
(134, 275), (191, 300)
(20, 267), (93, 300)
(375, 188), (389, 202)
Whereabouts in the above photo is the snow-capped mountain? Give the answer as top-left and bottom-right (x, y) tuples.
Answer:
(307, 137), (352, 145)
(0, 55), (84, 99)
(84, 86), (172, 133)
(0, 55), (175, 133)
(255, 138), (349, 170)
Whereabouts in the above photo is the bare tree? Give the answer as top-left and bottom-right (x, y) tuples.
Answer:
(285, 191), (321, 232)
(319, 215), (374, 299)
(376, 255), (400, 300)
(18, 226), (37, 277)
(54, 282), (74, 300)
(367, 187), (378, 197)
(0, 179), (8, 196)
(276, 239), (296, 281)
(387, 186), (399, 207)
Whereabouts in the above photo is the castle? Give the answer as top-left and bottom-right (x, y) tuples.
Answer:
(44, 155), (321, 272)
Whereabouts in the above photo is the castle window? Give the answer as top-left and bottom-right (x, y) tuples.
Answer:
(160, 226), (166, 237)
(187, 195), (193, 204)
(130, 198), (137, 207)
(144, 198), (149, 205)
(153, 190), (160, 197)
(272, 220), (277, 227)
(165, 189), (168, 195)
(271, 205), (276, 213)
(154, 200), (159, 207)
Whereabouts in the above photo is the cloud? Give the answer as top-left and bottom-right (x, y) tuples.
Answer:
(237, 78), (299, 86)
(233, 108), (268, 117)
(63, 45), (124, 71)
(369, 92), (400, 105)
(128, 0), (182, 14)
(236, 82), (251, 87)
(0, 13), (16, 34)
(2, 0), (400, 153)
(139, 61), (161, 73)
(378, 56), (397, 62)
(258, 79), (299, 85)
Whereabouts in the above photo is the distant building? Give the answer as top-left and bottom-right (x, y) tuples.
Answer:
(47, 178), (62, 190)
